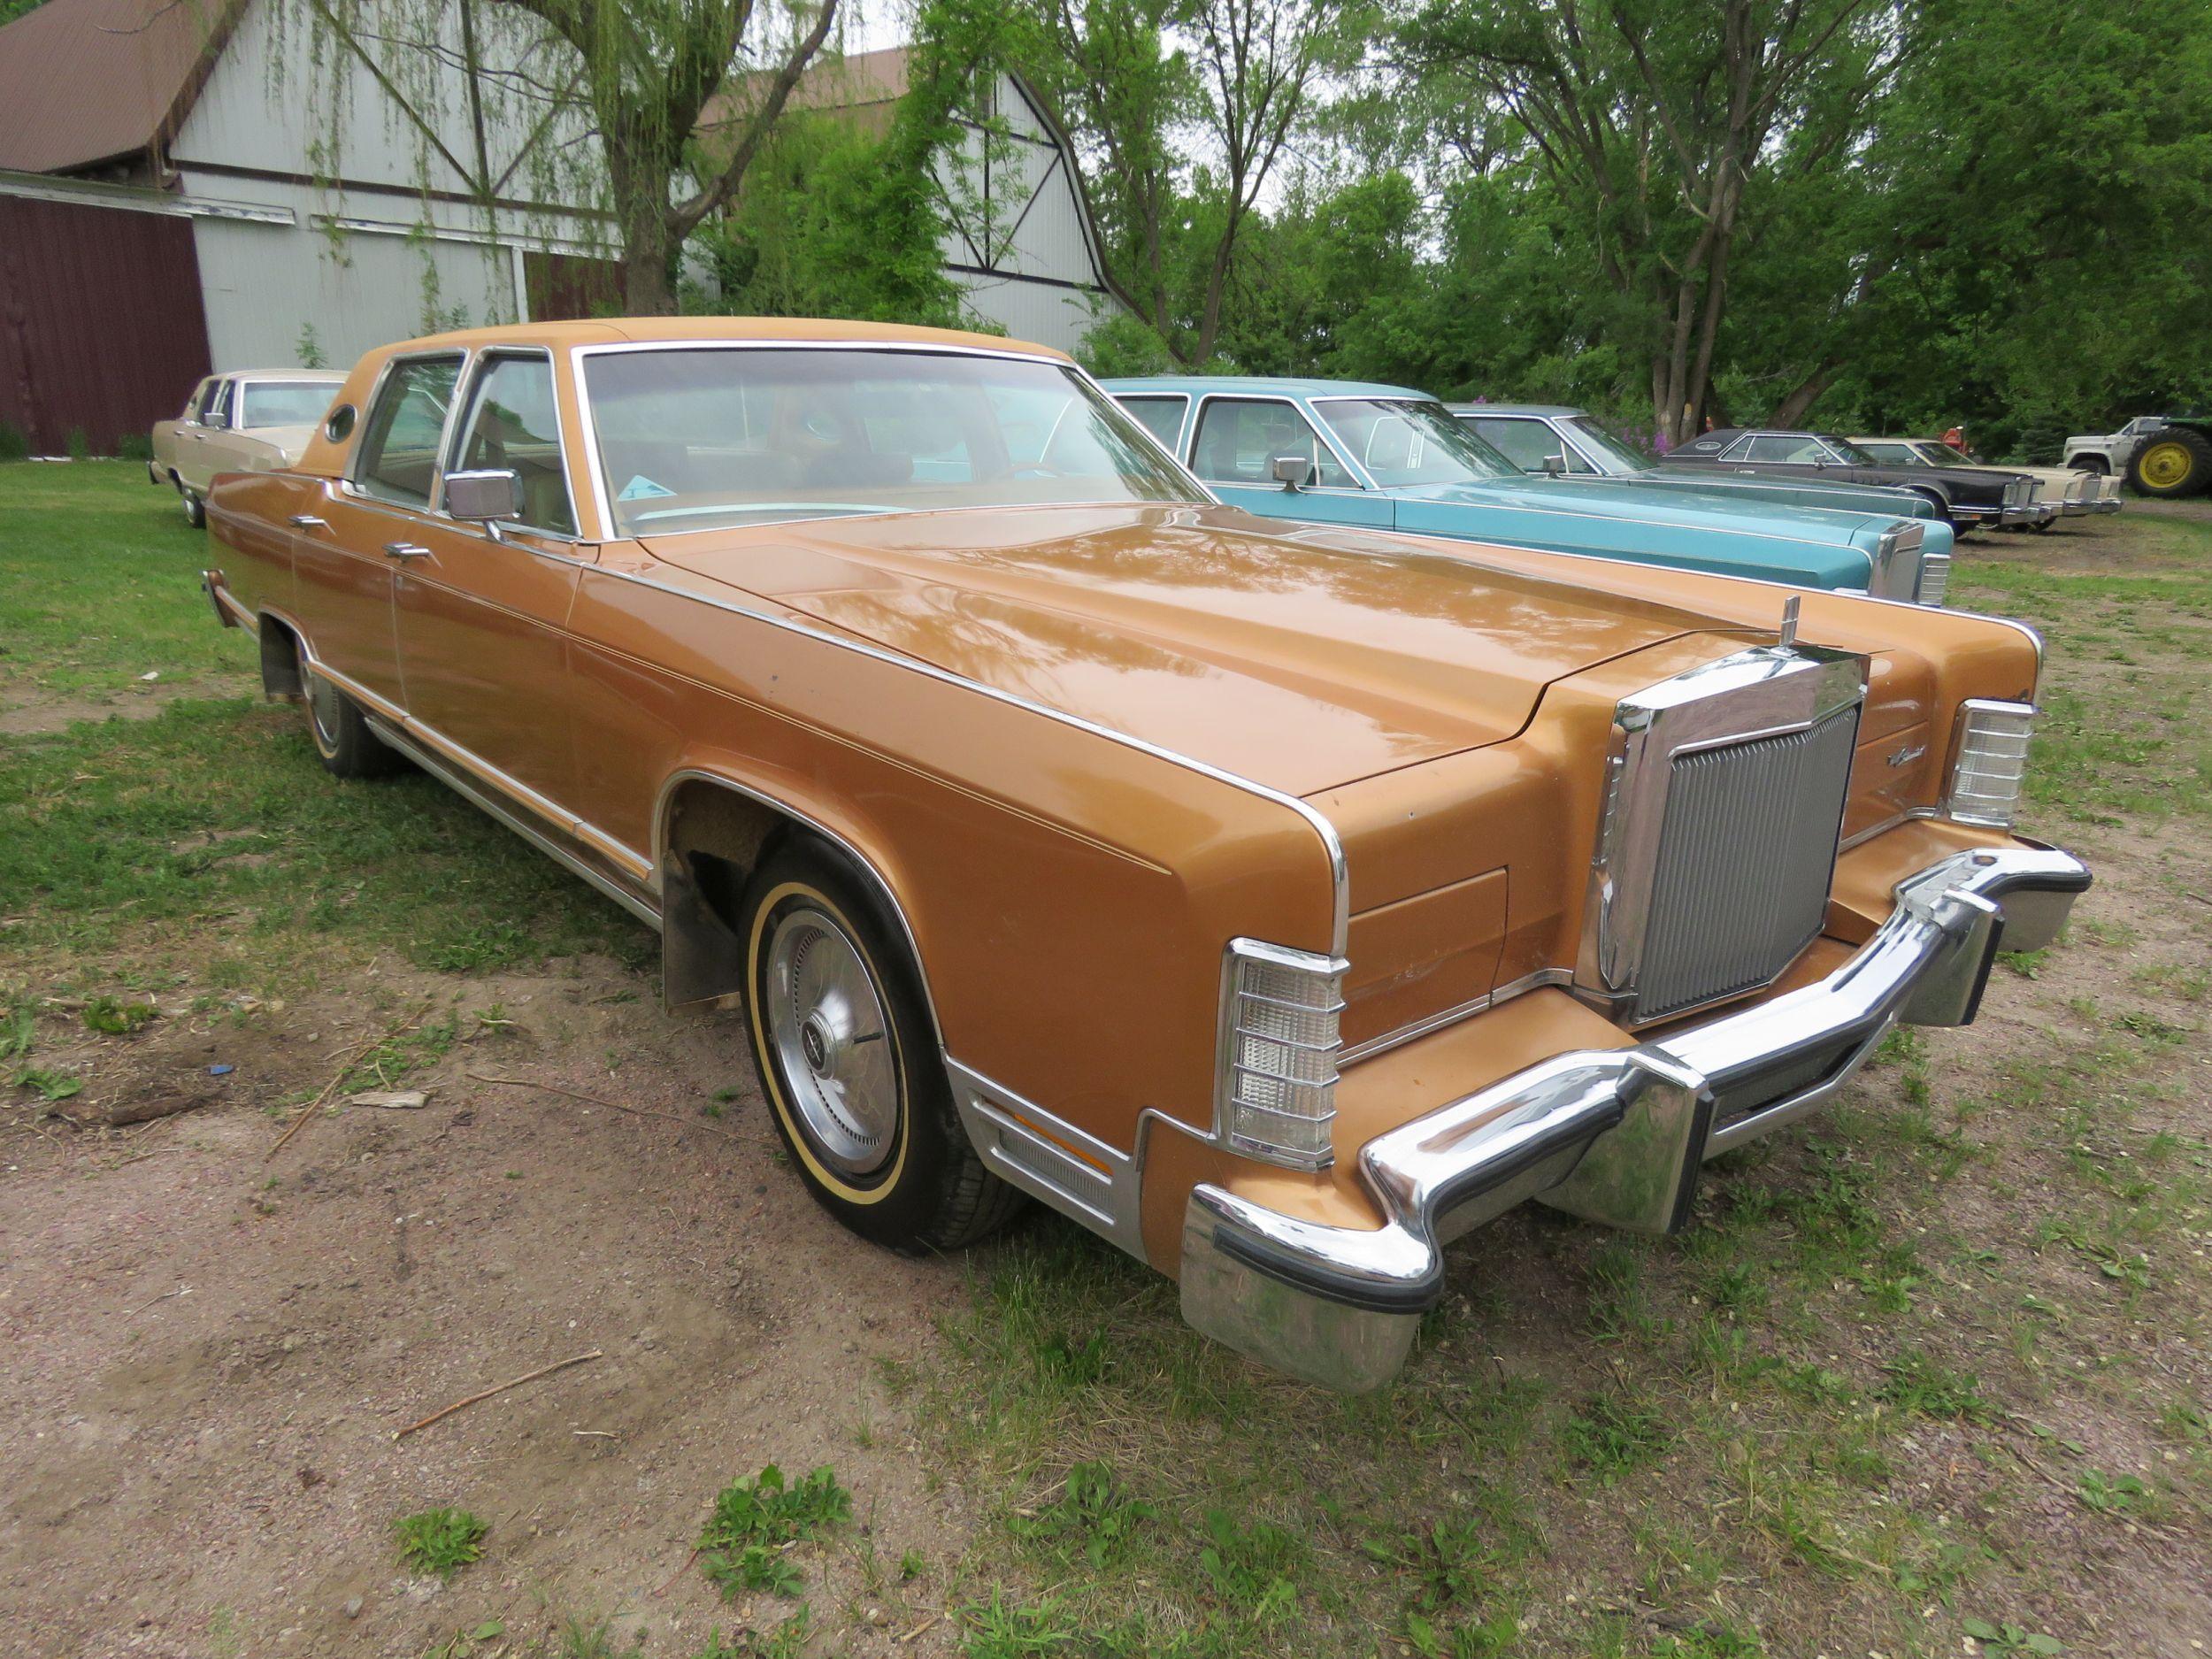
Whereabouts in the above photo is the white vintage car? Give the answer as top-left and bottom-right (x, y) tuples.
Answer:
(2061, 417), (2166, 479)
(1851, 437), (2120, 521)
(150, 370), (347, 526)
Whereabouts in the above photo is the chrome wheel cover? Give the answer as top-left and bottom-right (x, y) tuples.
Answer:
(303, 660), (343, 748)
(765, 905), (898, 1177)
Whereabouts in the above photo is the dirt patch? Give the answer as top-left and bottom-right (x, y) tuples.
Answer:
(0, 678), (249, 736)
(1962, 495), (2212, 574)
(0, 964), (984, 1658)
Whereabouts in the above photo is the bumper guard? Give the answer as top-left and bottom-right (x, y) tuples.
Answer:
(1180, 843), (2089, 1391)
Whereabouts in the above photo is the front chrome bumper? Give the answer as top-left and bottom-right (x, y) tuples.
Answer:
(1179, 842), (2090, 1391)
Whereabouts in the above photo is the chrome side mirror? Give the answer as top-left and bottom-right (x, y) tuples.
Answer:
(444, 468), (523, 523)
(1271, 454), (1311, 490)
(1541, 453), (1567, 477)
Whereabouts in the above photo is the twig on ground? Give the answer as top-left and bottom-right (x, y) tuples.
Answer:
(466, 1071), (741, 1141)
(267, 1000), (431, 1162)
(654, 1546), (701, 1597)
(391, 1349), (603, 1441)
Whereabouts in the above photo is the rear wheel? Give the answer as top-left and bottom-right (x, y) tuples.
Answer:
(738, 840), (1020, 1253)
(2128, 427), (2212, 498)
(296, 638), (402, 779)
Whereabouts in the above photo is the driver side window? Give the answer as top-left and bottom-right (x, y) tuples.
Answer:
(1471, 417), (1569, 472)
(450, 353), (577, 534)
(1190, 399), (1352, 488)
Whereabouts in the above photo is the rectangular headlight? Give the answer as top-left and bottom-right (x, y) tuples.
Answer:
(1217, 939), (1345, 1169)
(1946, 700), (2038, 827)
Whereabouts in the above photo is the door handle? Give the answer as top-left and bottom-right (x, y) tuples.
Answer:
(289, 514), (328, 530)
(383, 541), (431, 561)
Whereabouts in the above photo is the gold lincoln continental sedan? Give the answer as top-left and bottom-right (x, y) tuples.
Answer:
(198, 319), (2088, 1390)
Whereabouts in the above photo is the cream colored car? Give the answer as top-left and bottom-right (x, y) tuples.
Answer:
(150, 371), (346, 526)
(1851, 437), (2121, 521)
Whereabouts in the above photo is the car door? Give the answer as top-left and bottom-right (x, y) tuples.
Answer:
(199, 380), (265, 483)
(390, 347), (586, 814)
(158, 379), (216, 476)
(299, 351), (464, 710)
(179, 378), (234, 494)
(1187, 396), (1394, 530)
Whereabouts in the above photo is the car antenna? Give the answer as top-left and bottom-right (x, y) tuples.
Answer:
(1778, 595), (1801, 650)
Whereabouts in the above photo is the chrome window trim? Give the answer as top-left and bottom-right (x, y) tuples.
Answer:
(344, 347), (474, 514)
(566, 339), (1217, 542)
(442, 344), (583, 541)
(1187, 391), (1370, 489)
(1576, 644), (1868, 1026)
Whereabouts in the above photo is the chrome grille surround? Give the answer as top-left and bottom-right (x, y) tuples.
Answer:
(1866, 522), (1926, 603)
(1576, 645), (1867, 1028)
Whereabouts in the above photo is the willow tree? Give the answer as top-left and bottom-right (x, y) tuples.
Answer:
(498, 0), (839, 311)
(296, 0), (838, 314)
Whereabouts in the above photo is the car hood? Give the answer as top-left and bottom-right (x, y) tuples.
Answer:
(643, 502), (1738, 796)
(1392, 477), (1893, 543)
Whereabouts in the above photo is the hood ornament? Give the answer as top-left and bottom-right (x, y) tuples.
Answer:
(1777, 595), (1801, 651)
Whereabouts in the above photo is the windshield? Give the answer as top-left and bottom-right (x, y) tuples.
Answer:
(240, 382), (337, 428)
(1820, 434), (1883, 465)
(1313, 398), (1522, 486)
(581, 349), (1194, 535)
(1564, 416), (1656, 471)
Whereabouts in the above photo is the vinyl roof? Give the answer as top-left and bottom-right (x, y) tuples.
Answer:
(0, 0), (239, 174)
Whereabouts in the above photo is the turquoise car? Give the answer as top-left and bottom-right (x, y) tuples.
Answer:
(1105, 377), (1955, 606)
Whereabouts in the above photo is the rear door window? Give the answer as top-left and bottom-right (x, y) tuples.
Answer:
(356, 355), (464, 508)
(1745, 434), (1825, 464)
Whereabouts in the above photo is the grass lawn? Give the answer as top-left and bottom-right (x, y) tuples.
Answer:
(1, 465), (2207, 1658)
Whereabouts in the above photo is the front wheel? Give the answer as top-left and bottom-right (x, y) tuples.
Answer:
(297, 639), (403, 779)
(2129, 427), (2212, 498)
(738, 841), (1020, 1253)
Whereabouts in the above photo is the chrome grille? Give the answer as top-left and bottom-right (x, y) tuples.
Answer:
(1633, 706), (1859, 1022)
(1916, 551), (1951, 607)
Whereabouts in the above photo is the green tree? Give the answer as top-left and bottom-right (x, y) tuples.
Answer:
(690, 0), (1016, 326)
(1397, 0), (1913, 442)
